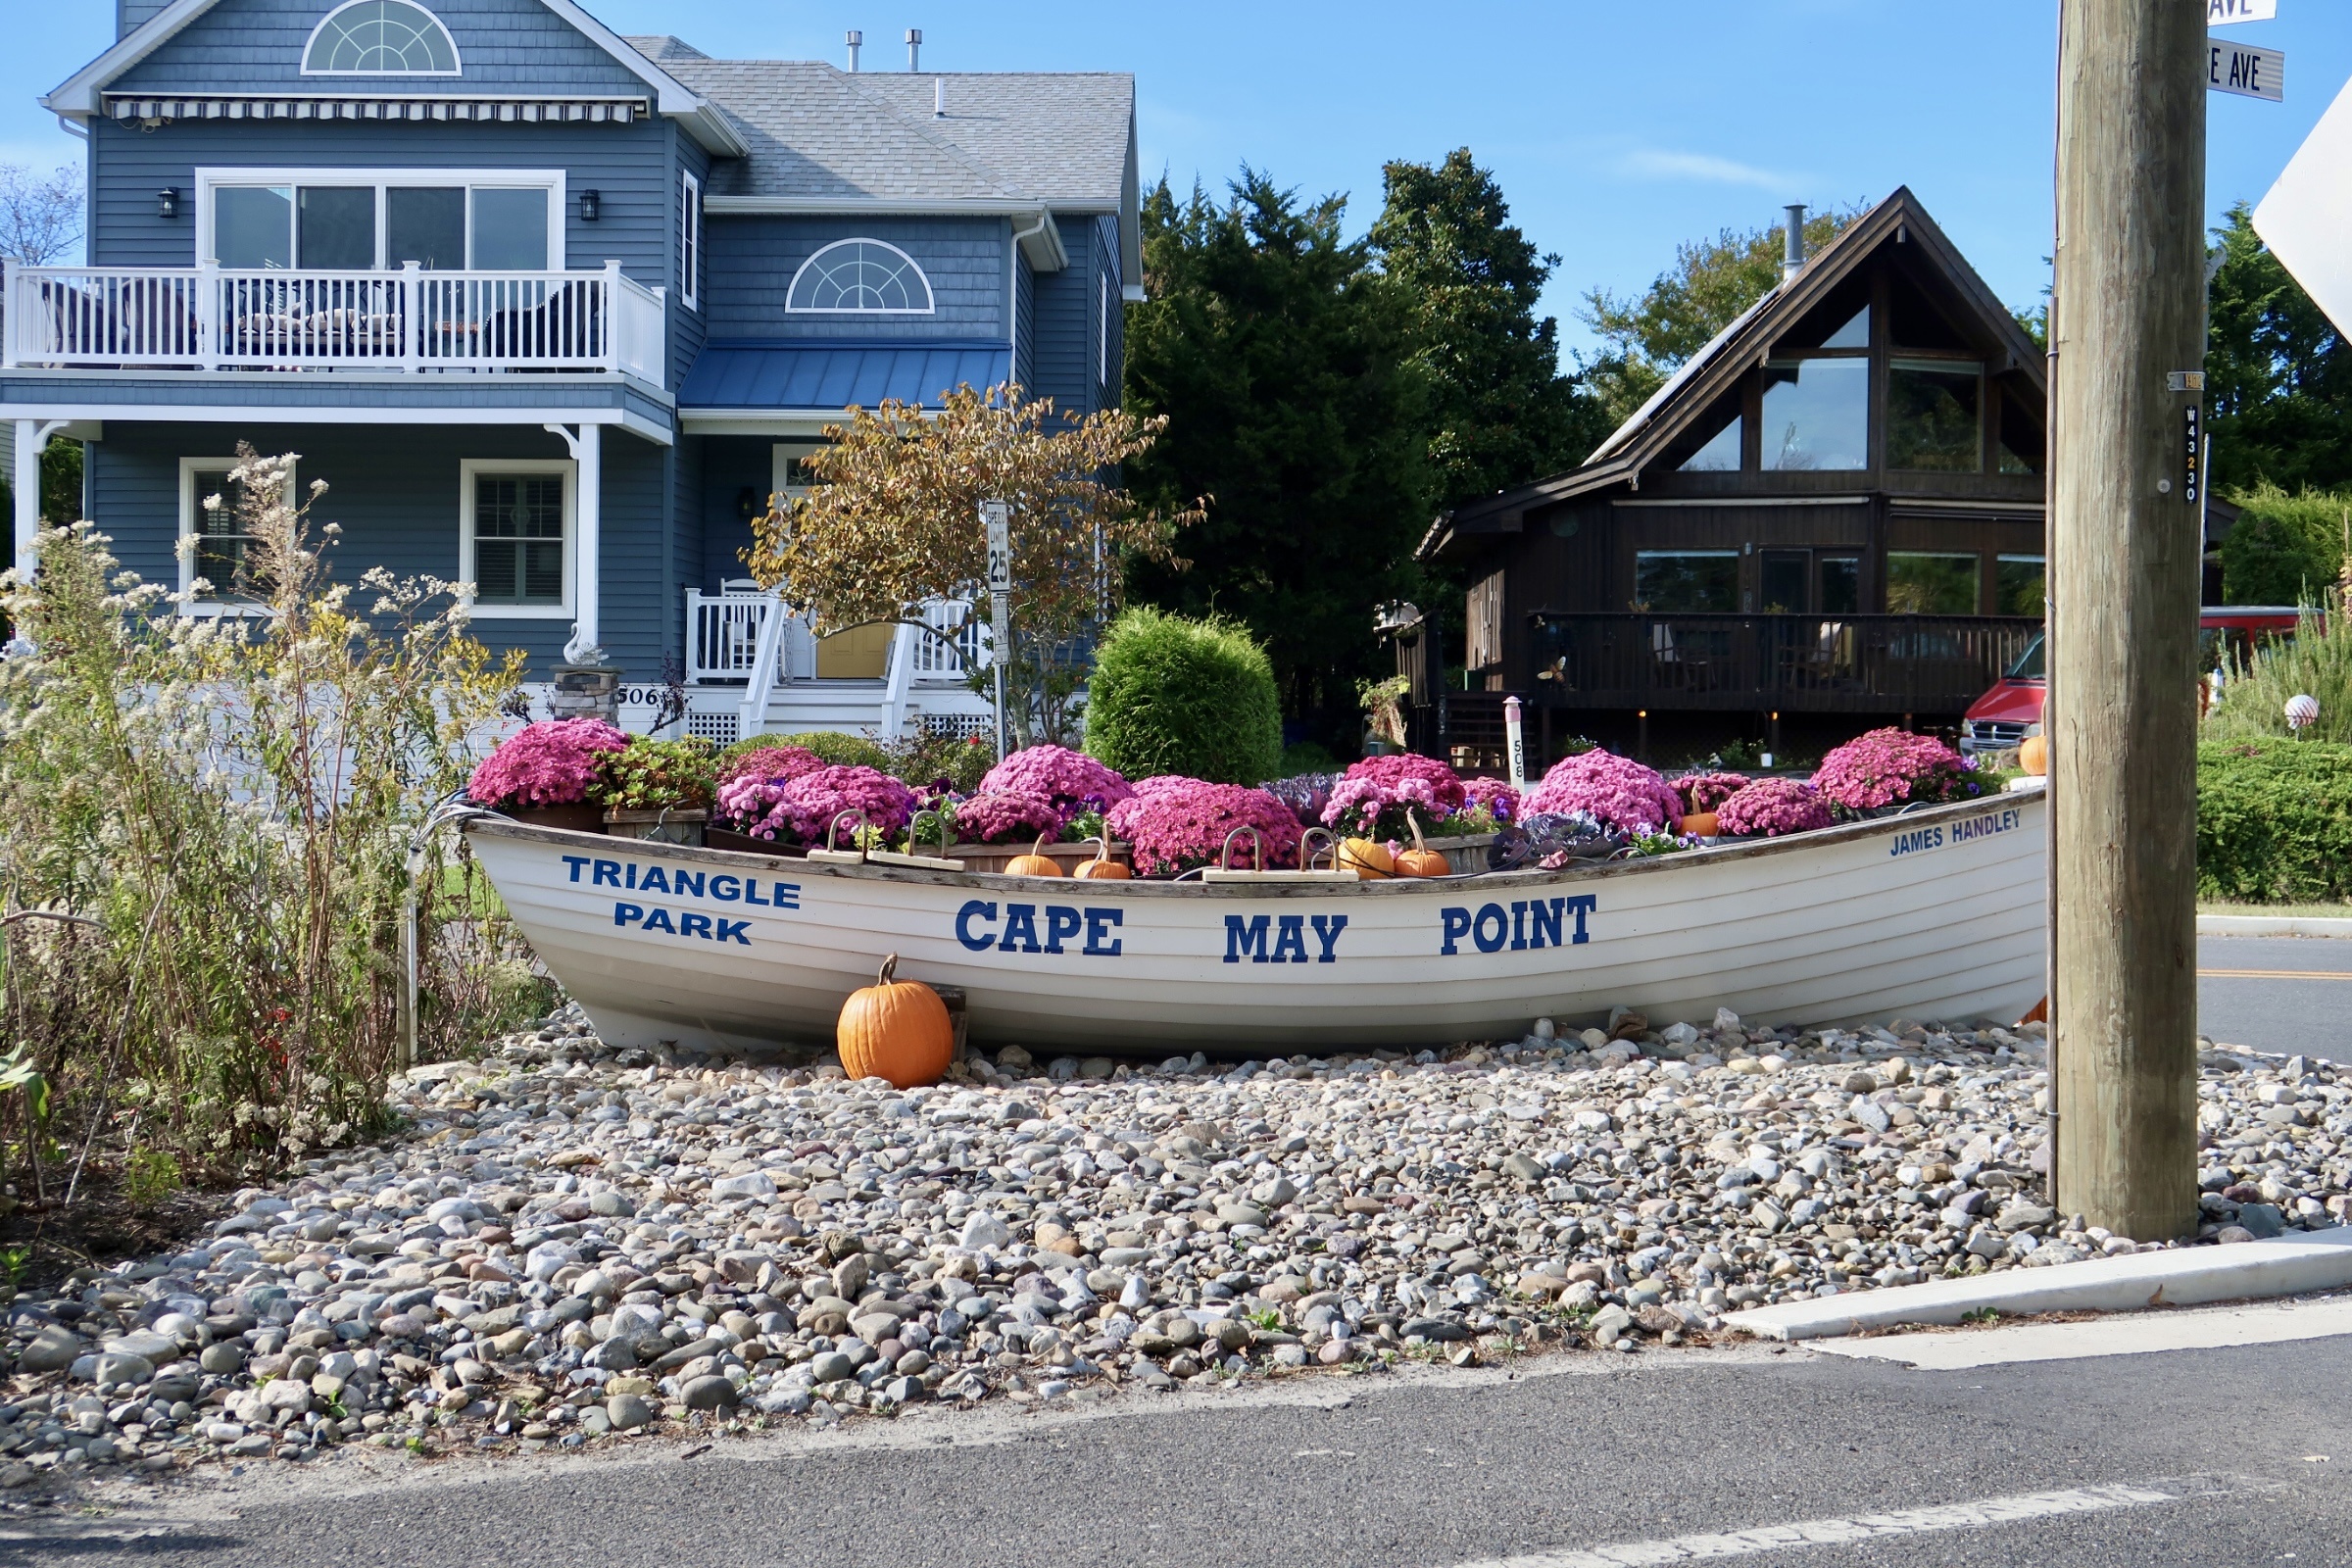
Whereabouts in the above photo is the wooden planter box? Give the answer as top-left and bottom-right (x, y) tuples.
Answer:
(604, 808), (708, 846)
(507, 803), (605, 834)
(1423, 833), (1494, 875)
(704, 827), (807, 858)
(946, 840), (1131, 875)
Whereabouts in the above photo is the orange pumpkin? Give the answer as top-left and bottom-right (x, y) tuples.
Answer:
(1074, 835), (1131, 880)
(1338, 837), (1395, 879)
(1006, 833), (1066, 877)
(1680, 810), (1720, 837)
(2019, 734), (2048, 776)
(1394, 811), (1450, 878)
(837, 953), (954, 1088)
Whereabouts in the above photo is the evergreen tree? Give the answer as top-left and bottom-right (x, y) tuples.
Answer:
(1369, 149), (1606, 513)
(2206, 201), (2352, 495)
(1121, 171), (1428, 741)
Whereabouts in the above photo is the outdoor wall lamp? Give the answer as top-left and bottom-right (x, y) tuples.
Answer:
(735, 487), (760, 520)
(579, 189), (601, 222)
(157, 186), (180, 220)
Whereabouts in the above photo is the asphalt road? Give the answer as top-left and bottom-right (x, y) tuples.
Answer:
(2200, 935), (2352, 1058)
(11, 1334), (2352, 1568)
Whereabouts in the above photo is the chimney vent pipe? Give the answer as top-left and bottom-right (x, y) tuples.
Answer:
(934, 76), (945, 117)
(844, 29), (860, 72)
(906, 28), (921, 71)
(1782, 204), (1807, 281)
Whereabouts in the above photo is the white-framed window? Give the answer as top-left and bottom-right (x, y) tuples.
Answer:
(197, 168), (564, 271)
(770, 443), (819, 504)
(177, 457), (294, 613)
(459, 458), (575, 618)
(786, 239), (935, 314)
(302, 0), (461, 75)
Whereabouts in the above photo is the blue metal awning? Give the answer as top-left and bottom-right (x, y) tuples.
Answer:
(679, 340), (1011, 412)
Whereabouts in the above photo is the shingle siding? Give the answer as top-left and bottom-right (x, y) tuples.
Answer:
(114, 0), (652, 95)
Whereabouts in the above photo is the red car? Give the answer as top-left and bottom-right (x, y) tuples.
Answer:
(1958, 608), (2309, 754)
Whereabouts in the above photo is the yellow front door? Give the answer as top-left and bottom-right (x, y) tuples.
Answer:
(814, 620), (893, 679)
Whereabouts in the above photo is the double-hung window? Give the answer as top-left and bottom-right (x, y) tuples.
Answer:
(201, 170), (562, 270)
(177, 457), (293, 611)
(460, 459), (574, 617)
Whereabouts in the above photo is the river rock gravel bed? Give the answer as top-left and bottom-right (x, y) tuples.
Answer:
(2, 1004), (2345, 1488)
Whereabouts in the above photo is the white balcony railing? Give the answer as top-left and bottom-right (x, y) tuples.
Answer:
(686, 585), (988, 686)
(2, 259), (665, 384)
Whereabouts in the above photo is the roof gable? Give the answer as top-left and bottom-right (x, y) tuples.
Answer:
(1447, 187), (2045, 532)
(47, 0), (728, 136)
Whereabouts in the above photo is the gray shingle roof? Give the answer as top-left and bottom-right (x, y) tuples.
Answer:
(621, 35), (710, 63)
(637, 53), (1134, 209)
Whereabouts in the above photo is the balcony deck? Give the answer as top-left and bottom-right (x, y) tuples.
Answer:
(3, 261), (665, 385)
(1520, 612), (2040, 714)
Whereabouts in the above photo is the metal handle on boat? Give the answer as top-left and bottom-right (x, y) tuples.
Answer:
(1300, 826), (1337, 871)
(1220, 824), (1265, 872)
(826, 809), (869, 857)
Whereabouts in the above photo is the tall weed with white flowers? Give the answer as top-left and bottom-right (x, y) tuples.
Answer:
(0, 448), (545, 1190)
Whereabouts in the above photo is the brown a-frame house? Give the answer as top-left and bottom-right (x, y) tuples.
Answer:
(1414, 187), (2053, 764)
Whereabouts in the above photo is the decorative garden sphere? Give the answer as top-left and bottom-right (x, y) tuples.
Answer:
(2286, 694), (2321, 730)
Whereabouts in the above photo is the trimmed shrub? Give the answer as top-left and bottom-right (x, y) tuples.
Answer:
(1084, 608), (1282, 786)
(721, 729), (893, 773)
(2220, 482), (2350, 606)
(2197, 739), (2352, 903)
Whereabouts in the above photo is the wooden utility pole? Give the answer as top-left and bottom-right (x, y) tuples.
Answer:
(2049, 0), (2205, 1240)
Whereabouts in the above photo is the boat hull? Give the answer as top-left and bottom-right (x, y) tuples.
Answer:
(462, 786), (2047, 1054)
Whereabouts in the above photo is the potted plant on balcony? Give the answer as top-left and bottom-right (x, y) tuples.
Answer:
(592, 735), (718, 845)
(466, 717), (629, 833)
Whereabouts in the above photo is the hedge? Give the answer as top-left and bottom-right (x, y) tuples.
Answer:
(1083, 608), (1283, 785)
(2197, 738), (2352, 903)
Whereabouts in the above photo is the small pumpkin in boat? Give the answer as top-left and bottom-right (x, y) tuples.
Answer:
(1393, 811), (1450, 878)
(1337, 837), (1395, 879)
(1074, 836), (1130, 880)
(1005, 833), (1066, 877)
(837, 952), (954, 1088)
(2019, 734), (2048, 776)
(1680, 810), (1720, 837)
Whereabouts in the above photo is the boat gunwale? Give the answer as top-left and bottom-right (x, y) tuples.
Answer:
(460, 782), (2042, 900)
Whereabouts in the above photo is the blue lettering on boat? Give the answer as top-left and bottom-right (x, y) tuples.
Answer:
(1441, 895), (1593, 955)
(612, 902), (751, 945)
(957, 899), (1124, 956)
(566, 855), (795, 908)
(1892, 808), (2022, 858)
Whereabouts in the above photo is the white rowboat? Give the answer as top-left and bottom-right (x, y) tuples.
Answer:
(462, 781), (2046, 1054)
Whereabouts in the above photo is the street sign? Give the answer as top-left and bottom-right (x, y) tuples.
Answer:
(2256, 73), (2352, 336)
(2208, 0), (2278, 24)
(2209, 38), (2284, 101)
(982, 500), (1011, 593)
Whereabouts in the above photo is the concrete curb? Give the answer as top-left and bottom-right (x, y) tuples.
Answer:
(2198, 914), (2352, 937)
(1722, 1226), (2352, 1342)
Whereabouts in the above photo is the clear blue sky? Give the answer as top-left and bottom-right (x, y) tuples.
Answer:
(6, 2), (2347, 358)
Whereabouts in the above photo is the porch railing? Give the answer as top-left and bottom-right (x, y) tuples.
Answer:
(1522, 612), (2040, 714)
(2, 259), (665, 383)
(686, 587), (990, 687)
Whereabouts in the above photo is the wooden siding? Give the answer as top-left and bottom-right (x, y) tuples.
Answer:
(1027, 211), (1124, 416)
(87, 421), (670, 677)
(703, 216), (1007, 343)
(114, 0), (652, 95)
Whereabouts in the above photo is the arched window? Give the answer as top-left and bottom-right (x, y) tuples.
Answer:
(303, 0), (461, 74)
(786, 239), (935, 314)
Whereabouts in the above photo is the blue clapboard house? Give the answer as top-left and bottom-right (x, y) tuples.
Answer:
(4, 1), (1141, 739)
